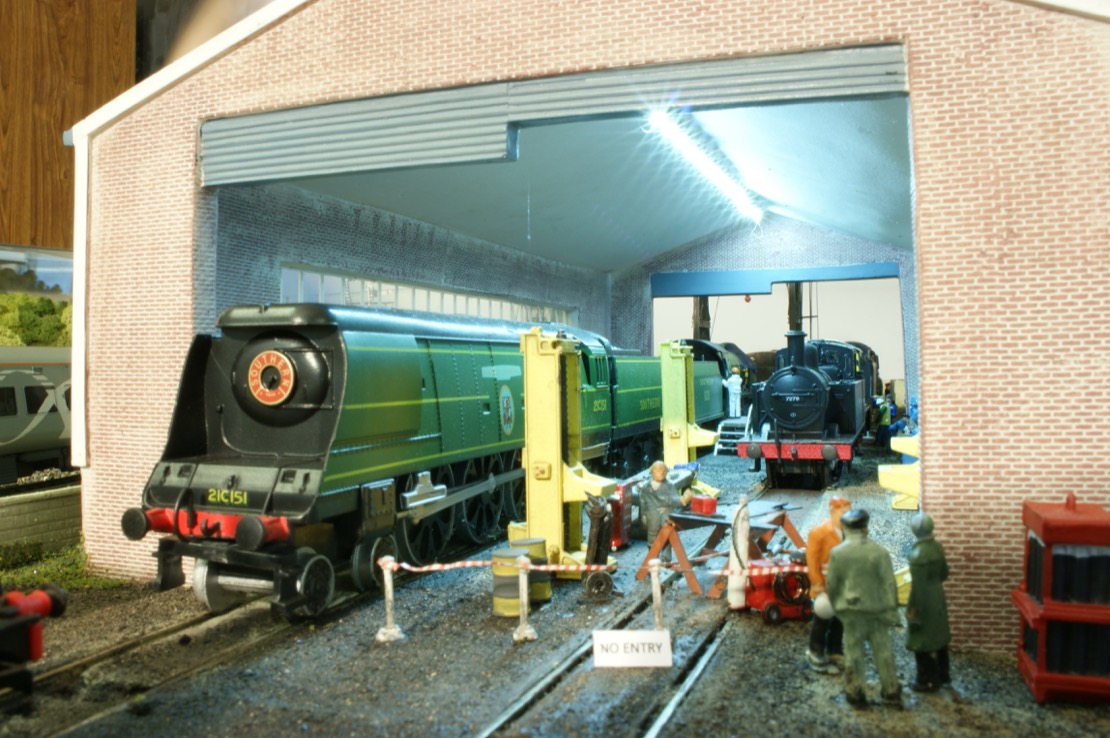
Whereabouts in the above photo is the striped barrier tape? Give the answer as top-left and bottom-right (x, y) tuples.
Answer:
(378, 558), (617, 574)
(378, 557), (806, 577)
(709, 563), (808, 578)
(382, 559), (492, 574)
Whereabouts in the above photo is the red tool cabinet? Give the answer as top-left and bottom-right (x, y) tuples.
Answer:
(1010, 493), (1110, 704)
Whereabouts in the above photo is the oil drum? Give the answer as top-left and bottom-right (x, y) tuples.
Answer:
(511, 537), (552, 604)
(492, 547), (529, 617)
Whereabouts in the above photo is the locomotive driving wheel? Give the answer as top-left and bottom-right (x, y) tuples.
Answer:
(499, 450), (526, 524)
(192, 559), (248, 612)
(765, 461), (783, 489)
(454, 459), (504, 545)
(351, 534), (397, 591)
(396, 469), (455, 565)
(397, 508), (454, 565)
(293, 549), (335, 618)
(815, 462), (832, 490)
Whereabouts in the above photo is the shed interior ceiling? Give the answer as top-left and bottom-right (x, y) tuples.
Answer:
(291, 95), (913, 273)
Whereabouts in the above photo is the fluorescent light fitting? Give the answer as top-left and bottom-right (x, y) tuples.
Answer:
(648, 110), (763, 224)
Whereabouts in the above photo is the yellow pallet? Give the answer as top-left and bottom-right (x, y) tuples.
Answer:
(891, 434), (920, 459)
(881, 434), (921, 511)
(895, 565), (912, 606)
(879, 461), (920, 510)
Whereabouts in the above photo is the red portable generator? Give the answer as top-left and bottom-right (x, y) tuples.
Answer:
(745, 560), (813, 625)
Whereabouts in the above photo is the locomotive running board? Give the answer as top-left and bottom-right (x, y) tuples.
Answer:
(400, 467), (525, 523)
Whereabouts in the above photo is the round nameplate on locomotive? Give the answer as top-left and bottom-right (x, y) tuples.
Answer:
(247, 350), (296, 406)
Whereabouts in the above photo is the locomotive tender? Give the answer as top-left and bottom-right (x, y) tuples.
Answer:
(740, 331), (878, 488)
(0, 347), (71, 485)
(121, 304), (733, 617)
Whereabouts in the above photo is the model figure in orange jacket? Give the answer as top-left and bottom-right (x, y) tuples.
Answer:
(805, 496), (851, 672)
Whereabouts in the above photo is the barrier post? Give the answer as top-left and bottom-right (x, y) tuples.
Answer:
(728, 495), (750, 610)
(374, 556), (405, 643)
(649, 558), (665, 631)
(513, 555), (538, 643)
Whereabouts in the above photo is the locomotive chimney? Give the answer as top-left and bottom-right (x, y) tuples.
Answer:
(785, 330), (806, 367)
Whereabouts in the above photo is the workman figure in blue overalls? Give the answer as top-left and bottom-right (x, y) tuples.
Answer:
(890, 395), (919, 437)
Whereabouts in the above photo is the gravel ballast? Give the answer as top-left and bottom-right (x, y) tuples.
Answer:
(4, 450), (1107, 737)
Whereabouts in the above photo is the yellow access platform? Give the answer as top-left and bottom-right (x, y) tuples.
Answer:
(508, 330), (720, 578)
(509, 328), (615, 578)
(658, 340), (720, 497)
(879, 434), (921, 511)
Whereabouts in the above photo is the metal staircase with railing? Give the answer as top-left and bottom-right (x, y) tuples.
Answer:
(713, 406), (752, 455)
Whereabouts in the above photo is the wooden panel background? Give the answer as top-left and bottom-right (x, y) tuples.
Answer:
(0, 0), (135, 251)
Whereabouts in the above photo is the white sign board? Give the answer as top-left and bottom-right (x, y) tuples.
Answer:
(592, 630), (673, 668)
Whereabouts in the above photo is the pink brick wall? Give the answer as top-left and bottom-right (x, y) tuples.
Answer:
(82, 0), (1110, 651)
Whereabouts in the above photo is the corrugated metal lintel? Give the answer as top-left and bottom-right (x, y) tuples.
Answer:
(202, 85), (511, 186)
(200, 45), (905, 187)
(508, 46), (907, 121)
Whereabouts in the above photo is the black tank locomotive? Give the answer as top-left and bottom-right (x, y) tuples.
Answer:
(740, 331), (877, 488)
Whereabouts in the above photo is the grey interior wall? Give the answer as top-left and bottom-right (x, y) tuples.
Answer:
(213, 185), (915, 394)
(214, 183), (611, 334)
(610, 214), (920, 397)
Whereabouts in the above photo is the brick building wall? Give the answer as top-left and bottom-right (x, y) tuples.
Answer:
(80, 0), (1109, 651)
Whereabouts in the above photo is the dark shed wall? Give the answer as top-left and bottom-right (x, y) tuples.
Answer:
(216, 184), (611, 333)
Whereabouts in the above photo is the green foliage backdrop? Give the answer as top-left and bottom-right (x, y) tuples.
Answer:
(0, 292), (72, 347)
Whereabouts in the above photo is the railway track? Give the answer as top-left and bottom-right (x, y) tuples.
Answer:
(9, 544), (496, 736)
(6, 468), (788, 736)
(17, 536), (741, 737)
(640, 617), (734, 738)
(12, 602), (277, 735)
(473, 564), (734, 738)
(5, 589), (364, 736)
(465, 482), (818, 738)
(30, 609), (219, 698)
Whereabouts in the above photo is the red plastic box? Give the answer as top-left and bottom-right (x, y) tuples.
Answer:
(691, 495), (716, 515)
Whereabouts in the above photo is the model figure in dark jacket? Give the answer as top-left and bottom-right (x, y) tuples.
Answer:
(826, 508), (902, 707)
(905, 512), (952, 691)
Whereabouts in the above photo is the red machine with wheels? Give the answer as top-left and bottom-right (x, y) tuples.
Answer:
(745, 560), (813, 625)
(1, 581), (67, 710)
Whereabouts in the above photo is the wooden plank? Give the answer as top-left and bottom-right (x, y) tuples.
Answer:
(0, 0), (135, 250)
